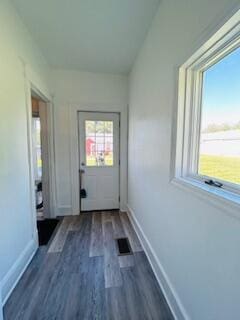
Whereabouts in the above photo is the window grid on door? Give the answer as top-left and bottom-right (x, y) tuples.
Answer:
(85, 120), (114, 166)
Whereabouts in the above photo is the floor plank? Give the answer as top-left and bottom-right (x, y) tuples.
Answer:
(118, 254), (134, 268)
(59, 251), (106, 319)
(102, 219), (122, 288)
(134, 252), (173, 319)
(48, 216), (72, 253)
(112, 212), (135, 268)
(121, 267), (152, 320)
(74, 214), (92, 274)
(102, 211), (112, 223)
(111, 211), (126, 239)
(81, 256), (106, 320)
(28, 254), (69, 320)
(90, 212), (104, 257)
(106, 286), (129, 320)
(68, 215), (82, 231)
(59, 214), (92, 274)
(120, 212), (142, 252)
(58, 230), (79, 274)
(12, 253), (60, 320)
(3, 247), (47, 320)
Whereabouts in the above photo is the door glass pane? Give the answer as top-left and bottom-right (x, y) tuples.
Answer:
(198, 46), (240, 184)
(85, 120), (114, 166)
(86, 121), (95, 135)
(95, 121), (105, 133)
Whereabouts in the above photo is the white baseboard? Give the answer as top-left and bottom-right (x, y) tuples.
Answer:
(56, 205), (72, 216)
(126, 204), (189, 320)
(1, 236), (38, 306)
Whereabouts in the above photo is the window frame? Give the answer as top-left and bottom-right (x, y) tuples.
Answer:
(173, 9), (240, 205)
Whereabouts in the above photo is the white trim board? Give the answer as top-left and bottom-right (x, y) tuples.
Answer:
(57, 205), (74, 216)
(1, 237), (38, 305)
(126, 205), (190, 320)
(22, 59), (56, 219)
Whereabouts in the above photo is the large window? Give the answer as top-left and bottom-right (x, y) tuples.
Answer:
(198, 46), (240, 185)
(174, 10), (240, 203)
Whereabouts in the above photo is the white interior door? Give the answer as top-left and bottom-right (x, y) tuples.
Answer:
(78, 112), (120, 211)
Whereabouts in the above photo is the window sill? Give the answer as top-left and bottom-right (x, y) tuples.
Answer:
(171, 176), (240, 220)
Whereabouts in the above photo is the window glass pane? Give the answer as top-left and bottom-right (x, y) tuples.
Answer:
(96, 136), (104, 144)
(198, 46), (240, 184)
(105, 151), (113, 166)
(86, 121), (95, 135)
(105, 121), (113, 133)
(96, 121), (105, 133)
(85, 120), (114, 166)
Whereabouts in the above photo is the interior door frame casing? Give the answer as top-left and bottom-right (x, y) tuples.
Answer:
(23, 61), (56, 244)
(38, 101), (51, 218)
(78, 111), (120, 211)
(69, 103), (128, 214)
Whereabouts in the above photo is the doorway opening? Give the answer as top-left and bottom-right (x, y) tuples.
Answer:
(31, 94), (48, 219)
(31, 96), (43, 219)
(31, 92), (58, 245)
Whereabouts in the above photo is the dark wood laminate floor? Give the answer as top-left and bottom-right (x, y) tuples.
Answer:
(4, 211), (174, 320)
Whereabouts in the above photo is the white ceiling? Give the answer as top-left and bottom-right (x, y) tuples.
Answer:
(12, 0), (160, 74)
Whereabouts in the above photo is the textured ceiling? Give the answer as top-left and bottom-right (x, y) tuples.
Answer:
(12, 0), (160, 74)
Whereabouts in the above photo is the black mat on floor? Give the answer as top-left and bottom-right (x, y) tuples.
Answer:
(37, 219), (59, 246)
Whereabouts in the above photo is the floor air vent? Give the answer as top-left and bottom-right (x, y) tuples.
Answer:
(116, 237), (132, 255)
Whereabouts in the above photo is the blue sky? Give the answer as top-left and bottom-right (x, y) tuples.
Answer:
(201, 46), (240, 129)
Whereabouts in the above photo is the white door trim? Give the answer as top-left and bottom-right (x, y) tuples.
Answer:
(22, 60), (56, 225)
(69, 103), (128, 214)
(39, 101), (51, 218)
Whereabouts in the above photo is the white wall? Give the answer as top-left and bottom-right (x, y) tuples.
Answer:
(48, 69), (128, 215)
(128, 0), (240, 319)
(0, 0), (49, 310)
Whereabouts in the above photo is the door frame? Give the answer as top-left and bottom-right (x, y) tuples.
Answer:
(69, 103), (128, 214)
(78, 111), (120, 212)
(23, 62), (56, 245)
